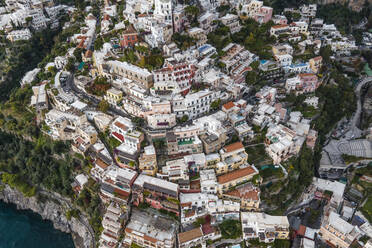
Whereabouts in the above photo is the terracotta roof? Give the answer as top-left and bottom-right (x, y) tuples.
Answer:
(114, 121), (128, 131)
(272, 24), (288, 29)
(77, 39), (85, 48)
(299, 73), (317, 79)
(185, 210), (196, 218)
(96, 158), (109, 169)
(123, 24), (138, 35)
(223, 141), (244, 153)
(312, 56), (322, 61)
(144, 234), (158, 243)
(217, 166), (257, 184)
(225, 187), (260, 201)
(298, 225), (306, 236)
(180, 202), (192, 208)
(223, 101), (235, 110)
(112, 132), (124, 142)
(85, 50), (92, 58)
(113, 188), (130, 198)
(202, 223), (216, 235)
(178, 227), (203, 244)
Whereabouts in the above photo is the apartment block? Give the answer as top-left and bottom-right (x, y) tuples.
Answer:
(220, 14), (241, 33)
(147, 113), (177, 129)
(309, 56), (323, 73)
(240, 0), (272, 24)
(200, 169), (218, 194)
(162, 158), (190, 188)
(99, 203), (123, 248)
(133, 174), (179, 199)
(172, 89), (220, 119)
(241, 212), (290, 243)
(100, 167), (138, 204)
(319, 211), (360, 248)
(270, 24), (290, 37)
(223, 183), (261, 211)
(152, 59), (196, 96)
(217, 165), (259, 194)
(285, 73), (319, 95)
(6, 28), (32, 42)
(265, 124), (297, 164)
(193, 115), (228, 154)
(166, 126), (203, 155)
(138, 145), (157, 176)
(106, 60), (153, 89)
(104, 88), (123, 105)
(217, 142), (248, 175)
(124, 209), (177, 248)
(178, 227), (204, 248)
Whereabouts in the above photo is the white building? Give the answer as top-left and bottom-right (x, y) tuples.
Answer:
(154, 0), (173, 23)
(147, 113), (177, 129)
(6, 28), (32, 42)
(200, 169), (218, 194)
(172, 89), (220, 119)
(220, 14), (241, 34)
(241, 212), (289, 243)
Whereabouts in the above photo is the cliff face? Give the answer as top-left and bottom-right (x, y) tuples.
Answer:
(0, 184), (94, 248)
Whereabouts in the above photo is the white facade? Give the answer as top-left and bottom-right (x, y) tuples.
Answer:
(6, 28), (32, 41)
(172, 89), (220, 119)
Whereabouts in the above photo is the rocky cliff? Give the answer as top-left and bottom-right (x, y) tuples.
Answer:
(0, 184), (94, 248)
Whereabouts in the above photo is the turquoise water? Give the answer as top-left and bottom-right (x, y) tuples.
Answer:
(0, 201), (75, 248)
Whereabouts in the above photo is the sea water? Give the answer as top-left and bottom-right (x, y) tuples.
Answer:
(0, 201), (75, 248)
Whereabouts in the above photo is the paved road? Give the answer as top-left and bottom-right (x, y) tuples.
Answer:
(351, 76), (372, 129)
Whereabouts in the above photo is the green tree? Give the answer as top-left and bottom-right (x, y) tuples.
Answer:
(133, 117), (145, 127)
(73, 47), (83, 62)
(179, 115), (189, 123)
(185, 5), (200, 24)
(210, 99), (221, 110)
(320, 45), (332, 64)
(94, 37), (104, 51)
(65, 57), (76, 72)
(245, 71), (258, 85)
(98, 100), (109, 113)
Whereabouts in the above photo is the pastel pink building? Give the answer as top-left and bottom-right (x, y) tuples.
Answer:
(253, 6), (273, 24)
(298, 73), (319, 93)
(242, 0), (273, 24)
(272, 15), (288, 25)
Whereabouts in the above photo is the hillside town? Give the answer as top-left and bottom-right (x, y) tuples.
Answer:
(1, 0), (372, 247)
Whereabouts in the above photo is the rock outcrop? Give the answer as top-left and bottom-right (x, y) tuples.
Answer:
(0, 184), (94, 248)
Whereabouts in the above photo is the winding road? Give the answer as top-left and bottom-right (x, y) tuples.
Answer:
(351, 76), (372, 129)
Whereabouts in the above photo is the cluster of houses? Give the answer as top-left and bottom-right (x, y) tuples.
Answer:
(0, 0), (73, 40)
(290, 177), (372, 248)
(17, 0), (372, 246)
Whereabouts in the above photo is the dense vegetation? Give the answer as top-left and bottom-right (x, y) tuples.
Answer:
(219, 219), (242, 239)
(207, 18), (275, 59)
(0, 28), (62, 102)
(314, 71), (356, 141)
(0, 131), (74, 196)
(317, 3), (371, 34)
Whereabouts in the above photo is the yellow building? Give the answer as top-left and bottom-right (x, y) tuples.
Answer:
(216, 142), (248, 174)
(138, 145), (157, 176)
(105, 88), (123, 105)
(319, 211), (359, 248)
(309, 56), (323, 73)
(223, 183), (261, 211)
(217, 165), (259, 194)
